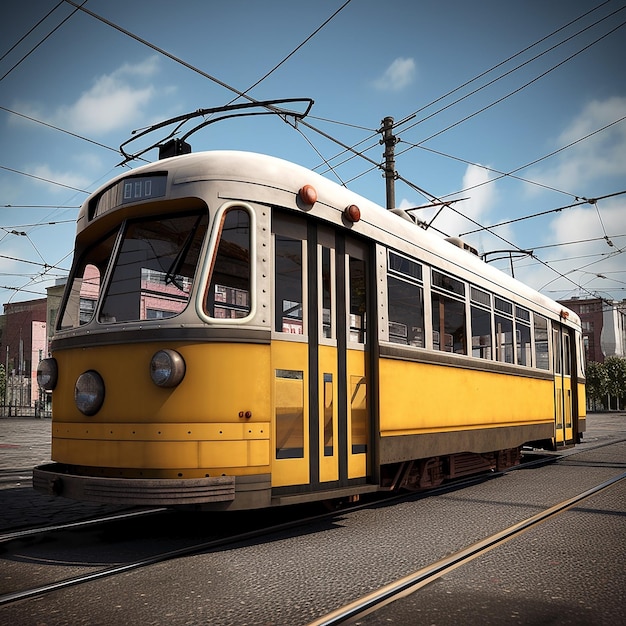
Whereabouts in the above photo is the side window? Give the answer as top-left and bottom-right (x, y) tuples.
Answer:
(274, 233), (304, 334)
(59, 232), (117, 329)
(387, 251), (424, 347)
(206, 207), (251, 319)
(494, 297), (514, 363)
(431, 270), (467, 354)
(534, 315), (550, 370)
(348, 256), (367, 344)
(516, 306), (531, 366)
(470, 287), (492, 359)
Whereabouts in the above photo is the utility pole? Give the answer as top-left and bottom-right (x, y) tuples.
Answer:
(381, 116), (397, 210)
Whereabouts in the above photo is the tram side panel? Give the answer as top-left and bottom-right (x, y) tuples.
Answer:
(377, 355), (556, 466)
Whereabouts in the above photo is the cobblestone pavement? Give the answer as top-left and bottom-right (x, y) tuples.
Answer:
(0, 418), (135, 531)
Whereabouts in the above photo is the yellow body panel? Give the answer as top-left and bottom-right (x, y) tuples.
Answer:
(270, 340), (309, 487)
(51, 342), (271, 475)
(379, 358), (554, 436)
(578, 382), (587, 418)
(318, 344), (339, 483)
(347, 349), (368, 479)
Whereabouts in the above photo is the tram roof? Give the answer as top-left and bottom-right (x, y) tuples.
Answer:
(79, 150), (580, 328)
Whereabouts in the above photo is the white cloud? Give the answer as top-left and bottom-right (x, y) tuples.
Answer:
(527, 96), (626, 195)
(28, 163), (93, 194)
(413, 164), (503, 248)
(52, 56), (160, 135)
(373, 57), (416, 91)
(514, 197), (626, 300)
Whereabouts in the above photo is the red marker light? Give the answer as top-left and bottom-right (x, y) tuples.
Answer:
(344, 204), (361, 222)
(299, 184), (317, 206)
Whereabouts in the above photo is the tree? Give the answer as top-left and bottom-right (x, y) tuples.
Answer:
(604, 356), (626, 407)
(585, 361), (609, 409)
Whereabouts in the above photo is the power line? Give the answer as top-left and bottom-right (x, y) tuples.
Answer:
(0, 165), (89, 193)
(0, 106), (121, 155)
(314, 1), (616, 175)
(458, 190), (626, 237)
(394, 4), (626, 138)
(0, 1), (63, 63)
(393, 1), (615, 131)
(229, 0), (353, 100)
(0, 1), (87, 82)
(397, 15), (626, 156)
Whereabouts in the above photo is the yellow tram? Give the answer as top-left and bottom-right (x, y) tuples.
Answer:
(34, 151), (585, 509)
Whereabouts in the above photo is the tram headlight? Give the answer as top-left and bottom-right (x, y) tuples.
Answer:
(75, 371), (105, 416)
(37, 358), (58, 391)
(150, 349), (186, 388)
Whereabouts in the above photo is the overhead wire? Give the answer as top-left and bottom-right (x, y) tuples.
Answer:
(393, 3), (626, 138)
(0, 1), (64, 63)
(57, 0), (626, 302)
(394, 14), (626, 163)
(314, 0), (616, 174)
(0, 0), (88, 82)
(4, 0), (624, 303)
(459, 190), (626, 237)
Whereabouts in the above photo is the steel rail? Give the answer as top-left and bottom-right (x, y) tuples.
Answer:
(0, 507), (166, 544)
(307, 471), (626, 626)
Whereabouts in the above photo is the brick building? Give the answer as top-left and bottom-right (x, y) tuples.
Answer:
(0, 298), (47, 412)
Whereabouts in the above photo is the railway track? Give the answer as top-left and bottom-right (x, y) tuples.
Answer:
(0, 464), (535, 608)
(0, 441), (622, 621)
(308, 471), (626, 625)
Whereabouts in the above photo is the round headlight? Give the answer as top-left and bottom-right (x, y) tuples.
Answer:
(37, 358), (58, 391)
(75, 370), (105, 416)
(150, 349), (185, 387)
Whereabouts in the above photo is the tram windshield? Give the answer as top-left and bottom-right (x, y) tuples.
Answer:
(59, 211), (208, 328)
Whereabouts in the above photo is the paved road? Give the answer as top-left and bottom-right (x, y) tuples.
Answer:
(0, 413), (624, 624)
(0, 417), (134, 530)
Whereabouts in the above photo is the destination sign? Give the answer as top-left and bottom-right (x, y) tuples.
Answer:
(90, 173), (168, 219)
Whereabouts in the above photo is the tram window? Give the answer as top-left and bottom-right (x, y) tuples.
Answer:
(206, 208), (251, 319)
(471, 305), (492, 359)
(59, 232), (117, 329)
(275, 235), (303, 334)
(534, 315), (550, 370)
(495, 314), (514, 363)
(101, 212), (208, 323)
(553, 329), (562, 375)
(388, 251), (424, 347)
(389, 251), (422, 281)
(275, 369), (304, 459)
(349, 256), (367, 343)
(470, 287), (491, 359)
(388, 276), (424, 346)
(563, 333), (571, 376)
(432, 270), (465, 297)
(517, 322), (531, 366)
(495, 297), (513, 316)
(432, 292), (467, 354)
(321, 246), (333, 339)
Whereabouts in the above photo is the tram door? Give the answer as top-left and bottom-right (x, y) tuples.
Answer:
(553, 324), (574, 446)
(271, 212), (371, 492)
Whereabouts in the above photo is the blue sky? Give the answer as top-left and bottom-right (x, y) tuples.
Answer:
(1, 0), (625, 307)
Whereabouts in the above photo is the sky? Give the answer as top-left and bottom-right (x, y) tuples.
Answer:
(1, 0), (625, 309)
